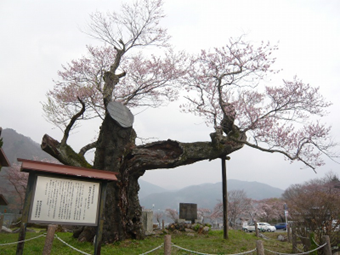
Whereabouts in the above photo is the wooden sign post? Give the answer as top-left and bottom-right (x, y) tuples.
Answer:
(16, 159), (117, 255)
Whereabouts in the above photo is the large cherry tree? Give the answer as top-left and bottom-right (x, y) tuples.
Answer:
(41, 0), (335, 243)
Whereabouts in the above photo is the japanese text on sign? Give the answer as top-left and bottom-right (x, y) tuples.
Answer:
(30, 176), (100, 225)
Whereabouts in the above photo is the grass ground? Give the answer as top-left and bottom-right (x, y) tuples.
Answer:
(0, 229), (293, 255)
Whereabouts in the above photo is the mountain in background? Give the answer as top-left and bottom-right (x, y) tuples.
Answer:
(1, 128), (284, 212)
(1, 128), (55, 164)
(138, 179), (168, 199)
(138, 180), (284, 211)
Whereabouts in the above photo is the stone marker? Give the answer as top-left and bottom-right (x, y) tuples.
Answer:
(142, 210), (153, 235)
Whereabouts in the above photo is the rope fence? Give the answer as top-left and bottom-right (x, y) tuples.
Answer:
(296, 246), (304, 253)
(0, 231), (333, 255)
(54, 234), (92, 255)
(172, 243), (218, 255)
(139, 243), (163, 255)
(264, 242), (327, 255)
(172, 243), (257, 255)
(311, 237), (319, 246)
(10, 220), (22, 226)
(0, 234), (46, 246)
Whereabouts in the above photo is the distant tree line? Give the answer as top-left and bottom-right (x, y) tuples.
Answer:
(159, 173), (340, 251)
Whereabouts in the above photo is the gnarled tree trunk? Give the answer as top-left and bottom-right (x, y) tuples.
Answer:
(85, 114), (144, 242)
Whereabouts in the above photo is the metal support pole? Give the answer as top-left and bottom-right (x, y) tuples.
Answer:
(221, 156), (228, 239)
(16, 173), (36, 255)
(94, 181), (108, 255)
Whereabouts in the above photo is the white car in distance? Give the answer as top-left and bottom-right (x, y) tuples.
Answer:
(243, 222), (276, 232)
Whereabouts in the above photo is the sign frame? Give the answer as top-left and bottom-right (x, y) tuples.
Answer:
(28, 174), (102, 226)
(16, 159), (117, 255)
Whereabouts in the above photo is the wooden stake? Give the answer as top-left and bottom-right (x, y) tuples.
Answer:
(0, 214), (4, 230)
(322, 235), (332, 255)
(164, 235), (171, 255)
(42, 224), (57, 255)
(256, 240), (265, 255)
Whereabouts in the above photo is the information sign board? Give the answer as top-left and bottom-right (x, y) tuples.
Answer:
(29, 176), (100, 226)
(179, 203), (197, 221)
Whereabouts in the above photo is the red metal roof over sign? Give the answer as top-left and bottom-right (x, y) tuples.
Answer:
(18, 158), (118, 181)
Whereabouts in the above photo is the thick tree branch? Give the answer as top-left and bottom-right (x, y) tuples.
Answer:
(103, 49), (126, 107)
(41, 126), (247, 175)
(127, 128), (245, 171)
(41, 134), (92, 168)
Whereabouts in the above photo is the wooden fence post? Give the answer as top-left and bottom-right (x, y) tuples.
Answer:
(42, 224), (57, 255)
(306, 235), (311, 252)
(292, 223), (297, 253)
(164, 235), (171, 255)
(0, 214), (4, 230)
(255, 221), (259, 237)
(322, 235), (332, 255)
(256, 240), (264, 255)
(287, 224), (291, 242)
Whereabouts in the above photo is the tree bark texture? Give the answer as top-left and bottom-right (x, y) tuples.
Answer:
(41, 116), (245, 243)
(91, 114), (144, 242)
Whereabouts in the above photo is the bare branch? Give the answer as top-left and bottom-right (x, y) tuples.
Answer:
(229, 136), (317, 172)
(61, 97), (86, 146)
(86, 0), (170, 52)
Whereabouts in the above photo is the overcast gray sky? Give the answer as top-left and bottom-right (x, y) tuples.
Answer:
(1, 0), (339, 190)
